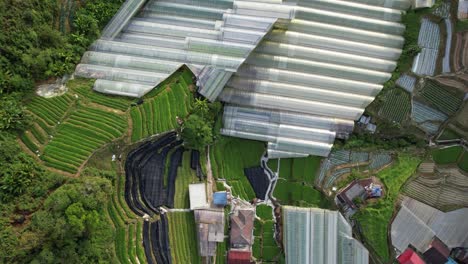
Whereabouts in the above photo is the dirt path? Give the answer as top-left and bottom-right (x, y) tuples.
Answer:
(206, 145), (214, 205)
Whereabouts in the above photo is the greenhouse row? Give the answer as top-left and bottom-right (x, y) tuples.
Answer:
(75, 0), (409, 157)
(283, 206), (369, 264)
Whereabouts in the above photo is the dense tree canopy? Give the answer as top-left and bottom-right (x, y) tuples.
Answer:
(180, 98), (222, 150)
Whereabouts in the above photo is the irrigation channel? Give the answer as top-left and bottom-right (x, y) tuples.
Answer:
(125, 132), (203, 264)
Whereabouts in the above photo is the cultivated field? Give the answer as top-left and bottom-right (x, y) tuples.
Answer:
(210, 136), (264, 200)
(167, 212), (201, 264)
(131, 69), (194, 142)
(418, 80), (463, 115)
(378, 88), (411, 123)
(253, 206), (281, 262)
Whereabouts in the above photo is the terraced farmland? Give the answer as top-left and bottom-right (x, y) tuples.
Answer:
(68, 78), (133, 111)
(40, 107), (126, 173)
(419, 80), (463, 115)
(210, 136), (265, 200)
(26, 93), (74, 126)
(167, 212), (201, 264)
(378, 88), (411, 123)
(131, 69), (195, 142)
(432, 146), (463, 164)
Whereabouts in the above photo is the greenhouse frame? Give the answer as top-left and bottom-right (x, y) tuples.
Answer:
(283, 206), (369, 264)
(75, 0), (410, 158)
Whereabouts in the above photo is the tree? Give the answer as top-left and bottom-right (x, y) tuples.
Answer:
(0, 95), (32, 131)
(181, 114), (214, 150)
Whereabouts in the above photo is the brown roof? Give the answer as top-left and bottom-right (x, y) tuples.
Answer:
(230, 209), (254, 247)
(423, 237), (450, 263)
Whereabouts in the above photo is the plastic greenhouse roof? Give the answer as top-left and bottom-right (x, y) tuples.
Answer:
(75, 0), (410, 158)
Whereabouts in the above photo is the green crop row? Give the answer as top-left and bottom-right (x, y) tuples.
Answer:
(420, 80), (463, 115)
(72, 110), (127, 131)
(130, 108), (143, 142)
(30, 124), (47, 144)
(167, 212), (201, 264)
(35, 117), (53, 135)
(136, 221), (146, 264)
(378, 88), (411, 123)
(41, 155), (78, 173)
(20, 132), (39, 153)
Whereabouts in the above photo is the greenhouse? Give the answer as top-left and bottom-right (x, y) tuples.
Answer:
(283, 206), (369, 264)
(75, 0), (410, 158)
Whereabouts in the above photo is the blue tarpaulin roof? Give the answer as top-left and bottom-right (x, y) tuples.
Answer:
(213, 192), (228, 206)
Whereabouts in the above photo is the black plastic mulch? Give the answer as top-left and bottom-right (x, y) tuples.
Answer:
(244, 166), (270, 199)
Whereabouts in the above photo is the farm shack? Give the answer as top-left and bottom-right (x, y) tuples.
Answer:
(194, 209), (225, 257)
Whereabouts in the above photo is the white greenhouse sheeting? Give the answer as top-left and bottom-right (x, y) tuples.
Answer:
(283, 206), (369, 264)
(391, 196), (468, 253)
(412, 18), (441, 76)
(75, 0), (410, 158)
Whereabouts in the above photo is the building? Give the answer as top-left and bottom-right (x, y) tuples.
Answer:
(194, 209), (225, 257)
(213, 191), (228, 207)
(397, 248), (426, 264)
(230, 209), (254, 249)
(227, 250), (252, 264)
(75, 0), (410, 158)
(189, 183), (208, 210)
(391, 197), (468, 254)
(422, 238), (450, 263)
(459, 0), (468, 20)
(411, 0), (435, 9)
(283, 206), (369, 264)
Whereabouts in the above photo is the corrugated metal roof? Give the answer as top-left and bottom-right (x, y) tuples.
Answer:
(189, 183), (208, 210)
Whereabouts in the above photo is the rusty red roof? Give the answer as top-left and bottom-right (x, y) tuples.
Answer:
(397, 248), (426, 264)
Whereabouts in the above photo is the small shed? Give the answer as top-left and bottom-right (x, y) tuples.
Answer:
(213, 192), (228, 206)
(227, 250), (252, 264)
(189, 183), (208, 210)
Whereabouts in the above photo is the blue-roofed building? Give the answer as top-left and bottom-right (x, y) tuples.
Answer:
(213, 192), (228, 207)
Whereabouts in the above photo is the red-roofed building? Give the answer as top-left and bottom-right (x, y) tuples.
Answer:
(227, 250), (252, 264)
(397, 248), (426, 264)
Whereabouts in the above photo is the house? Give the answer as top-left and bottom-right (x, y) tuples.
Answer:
(397, 248), (426, 264)
(189, 183), (208, 210)
(227, 250), (252, 264)
(230, 208), (255, 249)
(459, 0), (468, 20)
(194, 209), (225, 256)
(423, 238), (450, 264)
(412, 0), (435, 9)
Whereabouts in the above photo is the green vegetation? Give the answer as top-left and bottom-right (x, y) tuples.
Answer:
(256, 204), (273, 221)
(458, 151), (468, 172)
(456, 19), (468, 32)
(68, 78), (133, 111)
(210, 136), (265, 200)
(253, 213), (281, 262)
(270, 156), (330, 208)
(180, 96), (222, 150)
(174, 152), (202, 208)
(378, 88), (411, 123)
(131, 69), (195, 142)
(419, 80), (463, 115)
(353, 154), (421, 262)
(167, 212), (201, 264)
(438, 128), (462, 140)
(41, 106), (127, 173)
(432, 146), (463, 164)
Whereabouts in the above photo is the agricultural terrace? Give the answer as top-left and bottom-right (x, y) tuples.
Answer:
(377, 88), (411, 124)
(21, 89), (129, 174)
(268, 157), (331, 208)
(418, 80), (464, 116)
(353, 154), (421, 262)
(210, 136), (265, 200)
(174, 151), (202, 208)
(131, 69), (195, 142)
(68, 78), (133, 111)
(167, 212), (201, 264)
(432, 146), (468, 172)
(253, 205), (281, 262)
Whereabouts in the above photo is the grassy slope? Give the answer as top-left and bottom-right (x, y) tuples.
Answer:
(353, 154), (421, 262)
(432, 146), (463, 164)
(174, 152), (201, 208)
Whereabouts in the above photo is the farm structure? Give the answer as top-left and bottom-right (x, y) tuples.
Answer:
(282, 206), (369, 264)
(411, 18), (440, 76)
(194, 209), (225, 257)
(390, 196), (468, 254)
(75, 0), (410, 158)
